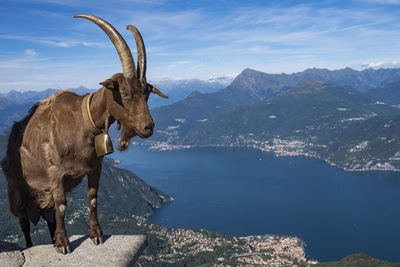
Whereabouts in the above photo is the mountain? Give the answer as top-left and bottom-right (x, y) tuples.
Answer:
(149, 80), (400, 171)
(0, 87), (97, 134)
(0, 97), (34, 134)
(0, 95), (32, 109)
(367, 79), (400, 106)
(148, 67), (400, 144)
(2, 89), (58, 102)
(318, 115), (400, 170)
(148, 78), (227, 108)
(179, 81), (400, 145)
(214, 67), (400, 106)
(1, 86), (96, 103)
(73, 158), (173, 216)
(292, 67), (400, 92)
(148, 90), (234, 145)
(212, 68), (297, 106)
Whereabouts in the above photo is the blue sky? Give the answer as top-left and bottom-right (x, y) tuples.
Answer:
(2, 0), (400, 92)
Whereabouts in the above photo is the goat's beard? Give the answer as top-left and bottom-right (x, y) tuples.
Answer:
(117, 124), (137, 151)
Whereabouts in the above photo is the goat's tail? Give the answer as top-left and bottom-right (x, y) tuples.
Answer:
(1, 157), (28, 217)
(1, 103), (39, 218)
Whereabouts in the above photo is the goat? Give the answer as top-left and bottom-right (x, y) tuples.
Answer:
(1, 14), (167, 254)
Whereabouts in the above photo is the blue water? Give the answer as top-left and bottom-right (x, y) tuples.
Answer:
(111, 146), (400, 262)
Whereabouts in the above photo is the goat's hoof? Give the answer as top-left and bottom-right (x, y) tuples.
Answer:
(89, 223), (103, 245)
(91, 236), (103, 245)
(55, 244), (70, 254)
(54, 233), (70, 254)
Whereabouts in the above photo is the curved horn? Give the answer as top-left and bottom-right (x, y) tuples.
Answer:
(126, 25), (146, 82)
(74, 14), (136, 79)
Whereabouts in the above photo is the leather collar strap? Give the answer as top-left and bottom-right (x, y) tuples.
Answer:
(85, 93), (103, 134)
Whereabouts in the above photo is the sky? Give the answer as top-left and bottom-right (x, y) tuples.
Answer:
(2, 0), (400, 92)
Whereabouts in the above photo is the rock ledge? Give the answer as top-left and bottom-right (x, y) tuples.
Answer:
(1, 235), (147, 267)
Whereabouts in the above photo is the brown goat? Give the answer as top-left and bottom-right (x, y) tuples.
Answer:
(1, 14), (167, 254)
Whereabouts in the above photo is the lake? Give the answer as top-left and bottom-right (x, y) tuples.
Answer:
(111, 145), (400, 262)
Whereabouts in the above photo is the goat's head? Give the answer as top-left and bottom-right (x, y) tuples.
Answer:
(74, 14), (167, 151)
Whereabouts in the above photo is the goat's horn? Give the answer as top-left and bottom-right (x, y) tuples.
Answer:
(74, 14), (136, 79)
(126, 25), (146, 82)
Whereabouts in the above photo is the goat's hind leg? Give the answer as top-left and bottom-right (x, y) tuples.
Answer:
(19, 217), (32, 248)
(41, 208), (56, 244)
(47, 213), (56, 244)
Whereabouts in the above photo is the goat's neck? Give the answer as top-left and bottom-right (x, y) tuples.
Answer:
(89, 88), (111, 131)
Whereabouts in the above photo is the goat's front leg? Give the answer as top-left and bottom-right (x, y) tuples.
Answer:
(53, 183), (70, 254)
(87, 167), (103, 245)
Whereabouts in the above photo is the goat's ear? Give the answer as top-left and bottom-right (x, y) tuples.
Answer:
(100, 78), (118, 90)
(149, 84), (168, 98)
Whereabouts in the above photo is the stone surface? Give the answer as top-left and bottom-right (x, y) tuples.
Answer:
(23, 235), (147, 267)
(0, 235), (147, 267)
(0, 241), (24, 267)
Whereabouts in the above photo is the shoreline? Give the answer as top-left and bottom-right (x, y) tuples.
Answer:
(133, 140), (400, 173)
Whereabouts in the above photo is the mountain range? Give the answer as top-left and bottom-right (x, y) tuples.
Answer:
(0, 78), (229, 135)
(214, 67), (400, 105)
(0, 78), (229, 109)
(180, 81), (399, 144)
(146, 67), (400, 171)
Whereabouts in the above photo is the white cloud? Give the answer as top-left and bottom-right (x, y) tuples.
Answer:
(368, 61), (385, 67)
(0, 34), (105, 48)
(24, 49), (38, 58)
(354, 60), (400, 69)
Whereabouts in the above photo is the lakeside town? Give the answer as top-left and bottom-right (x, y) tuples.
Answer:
(138, 220), (318, 266)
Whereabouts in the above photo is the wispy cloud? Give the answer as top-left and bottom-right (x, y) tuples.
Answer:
(2, 1), (400, 91)
(0, 34), (105, 48)
(366, 0), (400, 4)
(354, 59), (400, 69)
(23, 49), (38, 58)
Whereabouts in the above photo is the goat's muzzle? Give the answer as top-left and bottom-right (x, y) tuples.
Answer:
(137, 122), (154, 138)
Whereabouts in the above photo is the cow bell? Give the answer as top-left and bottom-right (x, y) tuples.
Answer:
(94, 118), (114, 157)
(94, 133), (114, 157)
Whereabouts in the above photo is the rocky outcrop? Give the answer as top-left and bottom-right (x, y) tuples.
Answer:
(0, 235), (147, 267)
(0, 241), (24, 267)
